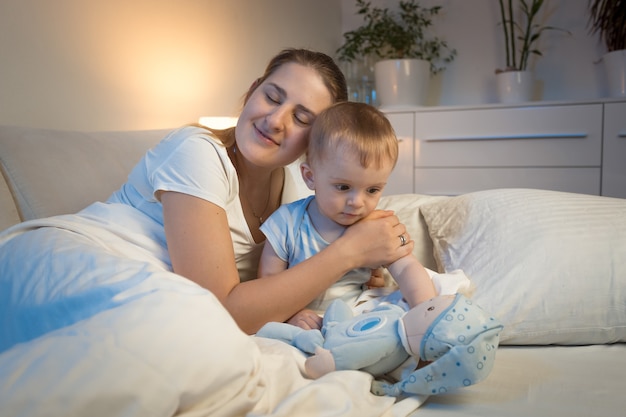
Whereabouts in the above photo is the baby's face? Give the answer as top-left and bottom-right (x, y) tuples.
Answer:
(307, 150), (394, 227)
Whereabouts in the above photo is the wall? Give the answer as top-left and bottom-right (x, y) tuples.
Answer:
(0, 0), (608, 131)
(0, 0), (341, 131)
(340, 0), (607, 106)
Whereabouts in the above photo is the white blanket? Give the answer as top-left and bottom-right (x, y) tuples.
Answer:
(0, 207), (403, 416)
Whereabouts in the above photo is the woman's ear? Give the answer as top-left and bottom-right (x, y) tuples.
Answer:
(300, 162), (316, 190)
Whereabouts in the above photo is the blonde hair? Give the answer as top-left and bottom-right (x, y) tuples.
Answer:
(306, 102), (398, 170)
(203, 48), (348, 147)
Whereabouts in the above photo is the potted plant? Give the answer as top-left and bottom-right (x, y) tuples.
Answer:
(587, 0), (626, 97)
(337, 0), (456, 108)
(495, 0), (568, 103)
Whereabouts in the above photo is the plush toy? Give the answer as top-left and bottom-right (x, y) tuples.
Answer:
(256, 292), (503, 397)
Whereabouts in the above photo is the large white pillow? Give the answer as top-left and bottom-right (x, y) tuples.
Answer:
(420, 188), (626, 345)
(378, 193), (451, 271)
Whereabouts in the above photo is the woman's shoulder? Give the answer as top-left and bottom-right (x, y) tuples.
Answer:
(161, 125), (225, 148)
(146, 125), (229, 166)
(141, 125), (236, 197)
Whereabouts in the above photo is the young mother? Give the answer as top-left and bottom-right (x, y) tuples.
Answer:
(0, 49), (413, 342)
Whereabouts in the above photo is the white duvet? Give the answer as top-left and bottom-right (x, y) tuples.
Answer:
(0, 205), (405, 417)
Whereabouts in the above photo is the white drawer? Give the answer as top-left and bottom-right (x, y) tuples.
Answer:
(384, 112), (414, 195)
(414, 104), (603, 167)
(602, 102), (626, 198)
(414, 167), (601, 196)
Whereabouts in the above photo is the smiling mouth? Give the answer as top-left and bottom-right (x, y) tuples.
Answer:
(254, 124), (278, 146)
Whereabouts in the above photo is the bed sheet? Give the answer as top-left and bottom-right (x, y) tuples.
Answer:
(409, 343), (626, 417)
(0, 210), (400, 417)
(0, 272), (400, 417)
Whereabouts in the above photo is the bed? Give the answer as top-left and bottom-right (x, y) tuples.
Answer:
(0, 125), (624, 417)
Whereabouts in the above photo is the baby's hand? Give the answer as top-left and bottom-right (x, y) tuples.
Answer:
(365, 267), (386, 289)
(287, 308), (322, 330)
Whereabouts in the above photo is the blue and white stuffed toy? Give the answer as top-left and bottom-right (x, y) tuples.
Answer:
(256, 292), (503, 397)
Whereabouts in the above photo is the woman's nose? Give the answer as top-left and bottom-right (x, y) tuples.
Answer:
(266, 107), (288, 132)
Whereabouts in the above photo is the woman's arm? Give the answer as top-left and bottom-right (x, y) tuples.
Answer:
(258, 244), (323, 330)
(257, 241), (322, 314)
(162, 191), (413, 334)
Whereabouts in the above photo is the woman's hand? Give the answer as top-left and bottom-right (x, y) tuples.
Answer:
(340, 209), (413, 270)
(287, 309), (323, 330)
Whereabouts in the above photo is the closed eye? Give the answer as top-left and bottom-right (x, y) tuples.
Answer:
(264, 83), (315, 126)
(266, 91), (281, 105)
(264, 83), (284, 105)
(294, 110), (313, 126)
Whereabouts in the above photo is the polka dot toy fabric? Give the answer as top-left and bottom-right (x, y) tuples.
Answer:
(372, 294), (503, 397)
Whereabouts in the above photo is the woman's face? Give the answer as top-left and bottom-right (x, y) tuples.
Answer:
(236, 63), (333, 169)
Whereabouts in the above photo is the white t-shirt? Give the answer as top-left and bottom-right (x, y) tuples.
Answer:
(108, 126), (309, 282)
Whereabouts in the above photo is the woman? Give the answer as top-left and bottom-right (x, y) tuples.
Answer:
(0, 49), (413, 346)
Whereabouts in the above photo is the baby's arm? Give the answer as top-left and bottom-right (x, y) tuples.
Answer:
(387, 255), (436, 308)
(258, 240), (289, 278)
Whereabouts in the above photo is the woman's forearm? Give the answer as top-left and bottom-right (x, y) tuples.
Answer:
(225, 236), (358, 334)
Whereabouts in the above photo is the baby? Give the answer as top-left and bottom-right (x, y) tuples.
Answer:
(258, 101), (437, 329)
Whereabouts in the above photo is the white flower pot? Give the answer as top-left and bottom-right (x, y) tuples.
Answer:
(374, 59), (430, 108)
(603, 49), (626, 98)
(496, 70), (534, 104)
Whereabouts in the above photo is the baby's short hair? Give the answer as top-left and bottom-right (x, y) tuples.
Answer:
(307, 102), (398, 170)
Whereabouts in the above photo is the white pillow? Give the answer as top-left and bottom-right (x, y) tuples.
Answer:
(420, 188), (626, 345)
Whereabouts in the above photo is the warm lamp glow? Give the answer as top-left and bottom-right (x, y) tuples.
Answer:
(199, 116), (238, 129)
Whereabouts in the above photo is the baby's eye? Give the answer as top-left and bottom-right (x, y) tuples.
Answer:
(367, 187), (382, 195)
(335, 184), (350, 191)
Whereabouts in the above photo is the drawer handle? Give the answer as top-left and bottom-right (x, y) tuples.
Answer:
(618, 131), (626, 138)
(425, 132), (588, 142)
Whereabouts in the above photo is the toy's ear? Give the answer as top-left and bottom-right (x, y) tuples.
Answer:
(256, 322), (324, 355)
(304, 347), (336, 379)
(322, 299), (354, 327)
